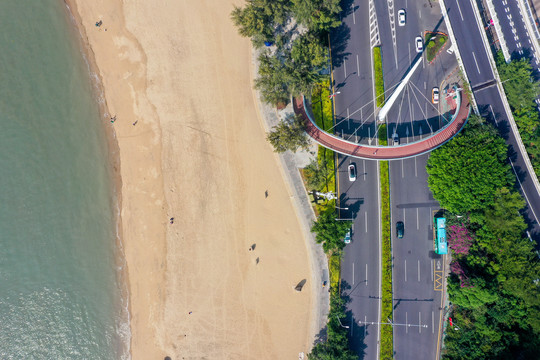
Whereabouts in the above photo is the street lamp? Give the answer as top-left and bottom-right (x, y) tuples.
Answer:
(335, 206), (349, 210)
(336, 316), (349, 329)
(335, 218), (354, 221)
(329, 91), (341, 99)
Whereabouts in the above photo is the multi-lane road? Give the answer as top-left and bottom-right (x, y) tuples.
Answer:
(332, 2), (382, 359)
(331, 0), (540, 359)
(444, 0), (540, 235)
(332, 1), (452, 359)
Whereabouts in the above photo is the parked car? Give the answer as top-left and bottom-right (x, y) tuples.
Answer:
(396, 221), (404, 238)
(344, 230), (351, 244)
(398, 9), (406, 26)
(415, 36), (423, 53)
(393, 133), (400, 146)
(348, 164), (357, 182)
(432, 87), (440, 104)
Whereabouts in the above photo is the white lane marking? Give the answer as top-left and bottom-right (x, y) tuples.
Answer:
(424, 81), (426, 90)
(363, 160), (366, 181)
(404, 260), (407, 282)
(509, 158), (540, 224)
(432, 311), (435, 333)
(401, 159), (404, 178)
(344, 60), (347, 77)
(406, 312), (408, 334)
(366, 263), (368, 286)
(364, 316), (367, 337)
(347, 107), (350, 129)
(352, 3), (356, 24)
(408, 43), (411, 64)
(472, 52), (481, 74)
(431, 260), (434, 281)
(352, 262), (355, 285)
(403, 208), (406, 224)
(414, 156), (418, 177)
(456, 0), (464, 21)
(356, 54), (360, 77)
(419, 9), (422, 19)
(419, 312), (422, 333)
(365, 211), (368, 232)
(489, 104), (498, 126)
(417, 208), (419, 230)
(418, 260), (421, 282)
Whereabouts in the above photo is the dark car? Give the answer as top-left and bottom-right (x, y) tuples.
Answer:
(396, 221), (404, 238)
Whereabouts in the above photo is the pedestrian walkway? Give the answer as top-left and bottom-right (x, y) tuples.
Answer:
(295, 90), (470, 160)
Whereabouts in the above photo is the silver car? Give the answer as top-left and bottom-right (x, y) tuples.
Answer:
(348, 164), (357, 182)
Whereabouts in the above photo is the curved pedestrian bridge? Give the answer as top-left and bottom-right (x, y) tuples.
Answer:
(294, 90), (470, 160)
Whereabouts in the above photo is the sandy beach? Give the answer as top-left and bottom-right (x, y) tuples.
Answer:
(67, 0), (316, 358)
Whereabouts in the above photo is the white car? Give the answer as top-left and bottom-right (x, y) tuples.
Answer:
(432, 87), (440, 104)
(348, 164), (357, 182)
(344, 230), (351, 244)
(398, 9), (406, 26)
(415, 36), (423, 53)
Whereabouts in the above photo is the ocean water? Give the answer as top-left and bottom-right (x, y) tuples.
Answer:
(0, 1), (126, 359)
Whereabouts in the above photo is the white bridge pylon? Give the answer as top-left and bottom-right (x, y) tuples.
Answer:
(377, 56), (424, 122)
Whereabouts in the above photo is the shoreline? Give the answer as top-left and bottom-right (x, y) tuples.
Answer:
(65, 0), (317, 358)
(62, 1), (131, 358)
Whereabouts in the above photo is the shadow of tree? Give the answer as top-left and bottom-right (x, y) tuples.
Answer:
(341, 280), (368, 359)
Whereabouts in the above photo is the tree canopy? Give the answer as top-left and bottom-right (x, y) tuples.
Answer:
(496, 50), (540, 176)
(266, 114), (311, 153)
(311, 209), (351, 253)
(291, 0), (342, 32)
(308, 294), (357, 360)
(426, 115), (512, 214)
(427, 115), (540, 359)
(232, 0), (341, 106)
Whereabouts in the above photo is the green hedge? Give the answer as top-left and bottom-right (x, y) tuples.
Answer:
(329, 253), (341, 296)
(379, 160), (393, 359)
(311, 81), (336, 198)
(425, 33), (448, 62)
(373, 47), (385, 107)
(378, 124), (388, 146)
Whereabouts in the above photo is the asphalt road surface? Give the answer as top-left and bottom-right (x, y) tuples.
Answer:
(338, 155), (381, 360)
(332, 1), (382, 359)
(444, 0), (540, 237)
(375, 1), (450, 358)
(491, 0), (539, 67)
(389, 154), (444, 360)
(332, 0), (377, 144)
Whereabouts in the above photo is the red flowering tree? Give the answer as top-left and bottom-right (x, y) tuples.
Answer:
(447, 224), (473, 255)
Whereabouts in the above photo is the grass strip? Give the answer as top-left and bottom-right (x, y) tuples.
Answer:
(425, 32), (448, 62)
(312, 80), (336, 204)
(379, 145), (393, 359)
(329, 252), (341, 296)
(373, 46), (385, 108)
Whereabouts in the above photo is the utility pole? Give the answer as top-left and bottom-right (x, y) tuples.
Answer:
(358, 318), (428, 329)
